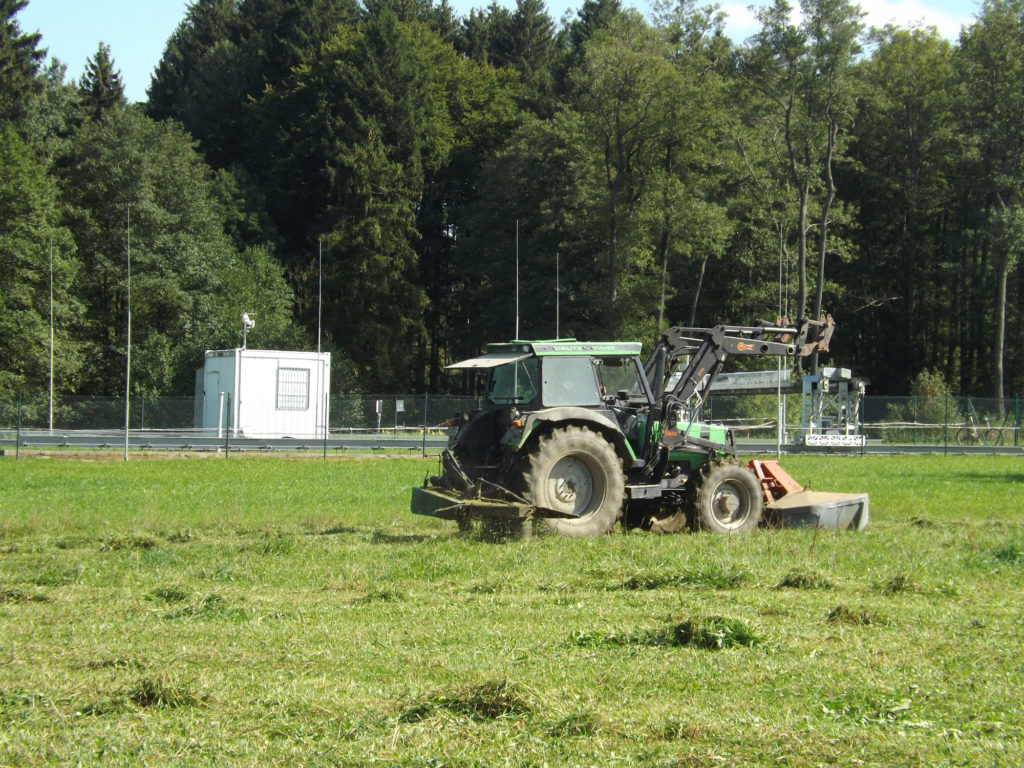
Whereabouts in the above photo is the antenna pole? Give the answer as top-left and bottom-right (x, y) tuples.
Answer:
(124, 204), (131, 462)
(556, 250), (560, 339)
(515, 220), (520, 339)
(49, 235), (54, 433)
(318, 239), (323, 354)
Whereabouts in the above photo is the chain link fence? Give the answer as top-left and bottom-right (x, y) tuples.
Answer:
(0, 392), (479, 442)
(1, 392), (1020, 451)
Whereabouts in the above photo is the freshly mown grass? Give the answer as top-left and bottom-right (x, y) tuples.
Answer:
(0, 452), (1022, 766)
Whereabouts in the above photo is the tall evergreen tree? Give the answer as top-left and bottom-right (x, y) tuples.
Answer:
(0, 0), (45, 126)
(79, 42), (126, 119)
(147, 0), (237, 124)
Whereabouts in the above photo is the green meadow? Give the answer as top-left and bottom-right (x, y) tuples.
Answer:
(1, 453), (1022, 766)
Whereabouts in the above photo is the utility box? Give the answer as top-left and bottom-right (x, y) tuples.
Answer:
(194, 349), (331, 438)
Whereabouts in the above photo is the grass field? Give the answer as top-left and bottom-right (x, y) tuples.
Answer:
(1, 453), (1022, 766)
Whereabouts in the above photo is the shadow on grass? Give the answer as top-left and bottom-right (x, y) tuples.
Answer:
(370, 531), (437, 545)
(957, 471), (1024, 485)
(308, 525), (435, 545)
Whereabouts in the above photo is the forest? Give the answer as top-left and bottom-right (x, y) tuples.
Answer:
(2, 0), (1024, 398)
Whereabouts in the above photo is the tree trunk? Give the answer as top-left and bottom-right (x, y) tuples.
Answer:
(608, 186), (619, 338)
(995, 251), (1008, 401)
(812, 118), (840, 374)
(657, 225), (670, 332)
(689, 253), (709, 327)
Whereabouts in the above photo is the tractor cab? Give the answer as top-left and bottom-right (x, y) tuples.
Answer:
(447, 341), (656, 465)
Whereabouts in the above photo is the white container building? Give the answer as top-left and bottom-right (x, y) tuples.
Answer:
(194, 349), (331, 438)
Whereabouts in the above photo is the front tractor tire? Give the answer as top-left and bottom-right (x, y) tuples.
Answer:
(694, 462), (764, 534)
(524, 426), (626, 537)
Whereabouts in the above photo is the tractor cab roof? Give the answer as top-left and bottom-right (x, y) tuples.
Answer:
(446, 340), (643, 370)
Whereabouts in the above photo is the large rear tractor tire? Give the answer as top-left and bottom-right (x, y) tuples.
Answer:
(694, 462), (763, 534)
(524, 426), (625, 537)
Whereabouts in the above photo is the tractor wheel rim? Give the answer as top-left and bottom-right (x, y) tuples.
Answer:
(711, 481), (749, 528)
(548, 455), (600, 516)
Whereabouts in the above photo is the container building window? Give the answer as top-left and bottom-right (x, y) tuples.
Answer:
(277, 367), (310, 410)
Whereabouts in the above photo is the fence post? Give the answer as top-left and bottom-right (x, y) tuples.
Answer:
(911, 398), (916, 446)
(943, 394), (949, 455)
(224, 393), (231, 458)
(322, 389), (328, 461)
(1011, 393), (1019, 448)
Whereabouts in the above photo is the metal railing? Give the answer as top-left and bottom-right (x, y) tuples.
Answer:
(1, 392), (1020, 453)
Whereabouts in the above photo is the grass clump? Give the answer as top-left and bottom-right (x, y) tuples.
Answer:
(147, 586), (188, 603)
(876, 573), (919, 595)
(0, 587), (49, 604)
(243, 531), (296, 555)
(992, 539), (1024, 566)
(100, 534), (158, 552)
(79, 675), (202, 716)
(126, 676), (201, 709)
(776, 567), (834, 590)
(31, 564), (84, 587)
(620, 564), (752, 591)
(352, 588), (405, 605)
(400, 679), (536, 722)
(164, 593), (247, 622)
(570, 628), (653, 647)
(827, 604), (887, 626)
(672, 616), (763, 650)
(79, 657), (147, 671)
(575, 616), (765, 651)
(547, 710), (615, 738)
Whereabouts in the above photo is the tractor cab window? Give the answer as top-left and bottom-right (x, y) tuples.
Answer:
(594, 357), (646, 401)
(488, 357), (540, 405)
(541, 357), (602, 407)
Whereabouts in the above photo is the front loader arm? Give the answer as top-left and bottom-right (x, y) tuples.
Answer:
(646, 314), (835, 420)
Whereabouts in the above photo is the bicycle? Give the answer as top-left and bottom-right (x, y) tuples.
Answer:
(955, 399), (1013, 446)
(980, 408), (1017, 447)
(955, 399), (992, 446)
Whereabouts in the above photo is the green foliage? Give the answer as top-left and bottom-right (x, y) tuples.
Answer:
(0, 125), (81, 397)
(6, 0), (1024, 398)
(883, 369), (952, 442)
(54, 108), (301, 394)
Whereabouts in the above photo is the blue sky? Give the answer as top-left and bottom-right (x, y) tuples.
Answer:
(17, 0), (981, 104)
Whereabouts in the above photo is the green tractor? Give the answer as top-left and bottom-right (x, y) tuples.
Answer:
(412, 316), (867, 536)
